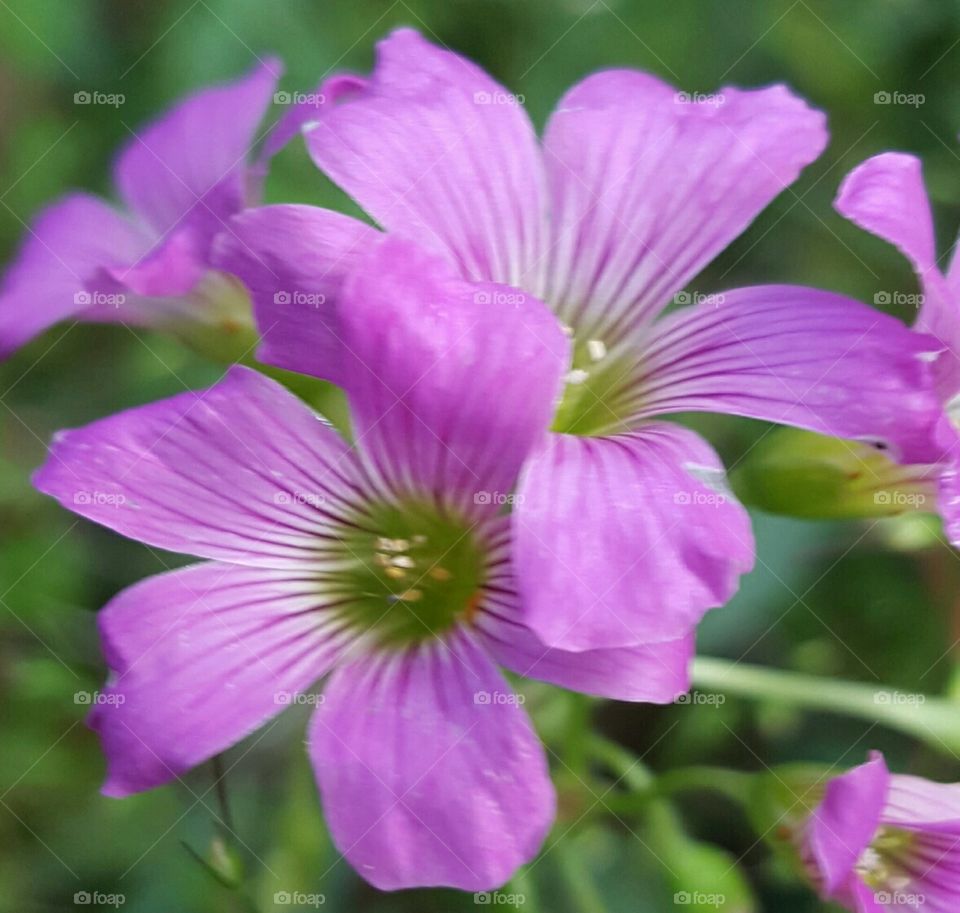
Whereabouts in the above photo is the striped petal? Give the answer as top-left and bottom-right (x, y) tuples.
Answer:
(308, 630), (554, 890)
(337, 237), (569, 518)
(542, 71), (827, 343)
(634, 286), (944, 465)
(513, 424), (753, 651)
(34, 366), (364, 567)
(302, 28), (547, 290)
(90, 561), (348, 796)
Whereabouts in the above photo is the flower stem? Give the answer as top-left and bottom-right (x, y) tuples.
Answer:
(212, 754), (235, 837)
(693, 656), (960, 755)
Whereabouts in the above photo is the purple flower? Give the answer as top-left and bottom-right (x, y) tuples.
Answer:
(215, 28), (943, 652)
(0, 60), (283, 358)
(836, 152), (960, 543)
(796, 751), (960, 911)
(33, 277), (693, 890)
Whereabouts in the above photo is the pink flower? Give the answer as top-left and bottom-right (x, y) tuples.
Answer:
(34, 271), (691, 890)
(836, 151), (960, 543)
(0, 61), (282, 357)
(216, 29), (943, 652)
(797, 752), (960, 911)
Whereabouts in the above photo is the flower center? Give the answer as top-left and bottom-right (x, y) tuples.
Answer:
(550, 334), (638, 436)
(327, 500), (486, 648)
(855, 826), (918, 893)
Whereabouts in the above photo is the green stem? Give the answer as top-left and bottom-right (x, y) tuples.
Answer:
(553, 839), (607, 913)
(212, 754), (235, 836)
(694, 656), (960, 756)
(563, 693), (593, 778)
(589, 736), (654, 791)
(507, 866), (540, 913)
(592, 737), (752, 814)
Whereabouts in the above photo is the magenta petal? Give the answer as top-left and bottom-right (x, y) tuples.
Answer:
(211, 204), (378, 382)
(338, 237), (569, 514)
(261, 74), (368, 159)
(91, 561), (346, 796)
(637, 286), (944, 465)
(542, 71), (827, 338)
(113, 58), (280, 238)
(835, 153), (938, 283)
(303, 28), (547, 288)
(108, 226), (206, 298)
(882, 773), (960, 833)
(309, 630), (554, 890)
(835, 152), (960, 401)
(33, 366), (362, 566)
(478, 605), (693, 702)
(514, 425), (754, 651)
(809, 752), (889, 897)
(0, 193), (152, 357)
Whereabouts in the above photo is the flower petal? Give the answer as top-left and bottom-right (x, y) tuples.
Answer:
(303, 28), (547, 290)
(113, 58), (280, 240)
(478, 603), (693, 702)
(542, 72), (827, 341)
(308, 629), (555, 890)
(835, 152), (960, 399)
(338, 236), (569, 516)
(211, 204), (377, 382)
(809, 752), (889, 897)
(33, 366), (363, 567)
(635, 286), (944, 465)
(513, 424), (753, 651)
(882, 773), (960, 833)
(835, 153), (938, 287)
(0, 194), (152, 357)
(90, 561), (347, 796)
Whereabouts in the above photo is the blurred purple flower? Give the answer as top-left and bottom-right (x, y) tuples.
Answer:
(836, 152), (960, 544)
(217, 29), (944, 652)
(797, 751), (960, 911)
(0, 60), (282, 358)
(33, 280), (692, 891)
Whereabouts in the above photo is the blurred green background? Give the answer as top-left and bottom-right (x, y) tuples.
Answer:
(3, 1), (960, 910)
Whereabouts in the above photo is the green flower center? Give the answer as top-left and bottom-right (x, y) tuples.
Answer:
(856, 825), (919, 892)
(550, 334), (638, 436)
(327, 500), (486, 648)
